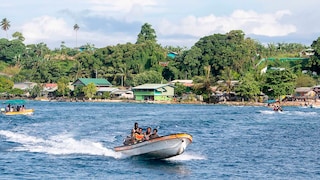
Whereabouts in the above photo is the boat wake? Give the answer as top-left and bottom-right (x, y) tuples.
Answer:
(166, 152), (206, 161)
(259, 110), (318, 116)
(259, 110), (282, 114)
(0, 130), (203, 161)
(0, 130), (123, 159)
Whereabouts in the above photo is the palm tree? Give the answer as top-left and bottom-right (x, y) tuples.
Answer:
(117, 66), (133, 87)
(73, 24), (80, 47)
(193, 65), (214, 102)
(218, 67), (235, 95)
(1, 18), (10, 39)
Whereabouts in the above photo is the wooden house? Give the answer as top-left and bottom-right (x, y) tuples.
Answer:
(132, 84), (174, 101)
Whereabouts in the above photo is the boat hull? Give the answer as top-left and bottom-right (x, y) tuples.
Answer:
(2, 109), (34, 116)
(114, 133), (192, 159)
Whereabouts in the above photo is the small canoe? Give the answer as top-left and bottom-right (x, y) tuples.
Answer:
(114, 133), (192, 159)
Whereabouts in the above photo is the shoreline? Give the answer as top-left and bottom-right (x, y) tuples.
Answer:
(42, 98), (320, 107)
(218, 100), (320, 107)
(3, 97), (320, 107)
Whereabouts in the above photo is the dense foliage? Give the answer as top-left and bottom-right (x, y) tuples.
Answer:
(0, 21), (319, 102)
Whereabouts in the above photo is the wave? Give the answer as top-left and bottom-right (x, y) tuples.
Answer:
(0, 130), (123, 159)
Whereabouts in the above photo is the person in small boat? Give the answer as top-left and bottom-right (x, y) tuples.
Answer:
(149, 128), (159, 139)
(5, 104), (10, 112)
(123, 129), (135, 145)
(273, 105), (283, 111)
(134, 128), (144, 143)
(144, 127), (152, 141)
(132, 122), (139, 133)
(17, 105), (21, 112)
(20, 105), (26, 111)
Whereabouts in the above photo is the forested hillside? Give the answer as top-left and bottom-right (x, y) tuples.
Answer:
(1, 22), (320, 102)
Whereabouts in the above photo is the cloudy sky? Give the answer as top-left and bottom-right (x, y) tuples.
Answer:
(0, 0), (319, 49)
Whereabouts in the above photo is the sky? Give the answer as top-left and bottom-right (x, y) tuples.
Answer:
(0, 0), (319, 49)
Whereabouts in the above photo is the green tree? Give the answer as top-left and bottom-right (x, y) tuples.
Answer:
(76, 52), (101, 78)
(57, 77), (70, 97)
(218, 67), (239, 94)
(235, 72), (260, 101)
(9, 88), (25, 96)
(136, 23), (157, 44)
(295, 74), (316, 87)
(83, 83), (96, 100)
(182, 46), (201, 78)
(193, 30), (257, 77)
(306, 37), (320, 75)
(1, 18), (10, 38)
(12, 31), (25, 41)
(73, 85), (84, 98)
(162, 66), (180, 81)
(0, 38), (26, 65)
(262, 69), (297, 99)
(192, 65), (214, 102)
(69, 61), (83, 81)
(73, 24), (80, 47)
(116, 65), (132, 87)
(0, 77), (13, 93)
(174, 82), (187, 97)
(133, 70), (163, 86)
(29, 84), (41, 98)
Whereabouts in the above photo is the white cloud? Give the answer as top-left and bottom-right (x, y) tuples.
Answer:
(88, 0), (160, 21)
(3, 0), (314, 48)
(157, 10), (296, 38)
(20, 15), (137, 48)
(90, 0), (158, 12)
(22, 16), (72, 44)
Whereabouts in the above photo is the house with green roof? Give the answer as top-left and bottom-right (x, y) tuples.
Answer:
(132, 84), (174, 101)
(72, 78), (114, 93)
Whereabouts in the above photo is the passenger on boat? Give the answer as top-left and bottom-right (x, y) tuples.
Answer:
(149, 128), (159, 139)
(5, 104), (10, 112)
(123, 129), (135, 145)
(144, 127), (152, 141)
(132, 122), (139, 133)
(134, 128), (144, 143)
(16, 105), (21, 112)
(273, 105), (283, 111)
(21, 105), (25, 111)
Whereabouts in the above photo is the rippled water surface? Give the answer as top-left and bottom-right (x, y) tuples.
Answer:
(1, 101), (320, 179)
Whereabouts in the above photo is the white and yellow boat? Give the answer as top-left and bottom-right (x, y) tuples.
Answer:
(2, 109), (34, 116)
(1, 99), (34, 116)
(114, 133), (192, 159)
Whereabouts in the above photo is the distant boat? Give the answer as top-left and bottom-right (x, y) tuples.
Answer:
(114, 133), (192, 159)
(1, 99), (34, 116)
(309, 104), (320, 108)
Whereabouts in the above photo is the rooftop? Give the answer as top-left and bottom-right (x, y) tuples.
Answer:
(132, 84), (172, 90)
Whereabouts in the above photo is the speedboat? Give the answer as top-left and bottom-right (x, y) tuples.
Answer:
(114, 133), (192, 159)
(310, 104), (320, 108)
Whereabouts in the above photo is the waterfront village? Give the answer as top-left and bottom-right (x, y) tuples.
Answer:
(3, 78), (320, 107)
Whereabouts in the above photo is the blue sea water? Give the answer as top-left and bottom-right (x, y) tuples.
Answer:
(0, 101), (319, 179)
